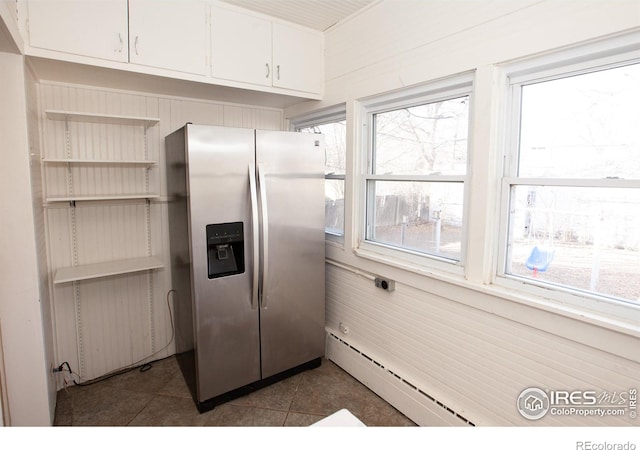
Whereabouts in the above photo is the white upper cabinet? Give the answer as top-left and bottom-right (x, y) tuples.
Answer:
(272, 22), (323, 95)
(210, 6), (272, 87)
(211, 4), (323, 95)
(27, 0), (128, 62)
(128, 0), (208, 75)
(24, 0), (323, 98)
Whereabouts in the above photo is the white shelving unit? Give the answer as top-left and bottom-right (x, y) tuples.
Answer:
(42, 106), (166, 380)
(43, 109), (163, 282)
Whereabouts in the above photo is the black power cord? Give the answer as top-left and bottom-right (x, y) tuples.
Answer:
(53, 289), (176, 387)
(56, 357), (165, 387)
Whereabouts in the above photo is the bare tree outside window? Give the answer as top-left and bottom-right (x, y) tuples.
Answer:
(367, 96), (469, 260)
(374, 98), (468, 176)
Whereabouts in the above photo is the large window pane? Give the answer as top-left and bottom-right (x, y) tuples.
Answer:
(373, 96), (469, 176)
(519, 63), (640, 179)
(367, 181), (464, 260)
(506, 185), (640, 303)
(299, 120), (346, 236)
(325, 179), (345, 235)
(362, 75), (471, 266)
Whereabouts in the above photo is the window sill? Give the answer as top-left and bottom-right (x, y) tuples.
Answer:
(347, 245), (639, 361)
(354, 242), (465, 279)
(481, 279), (640, 362)
(325, 231), (345, 244)
(489, 276), (640, 339)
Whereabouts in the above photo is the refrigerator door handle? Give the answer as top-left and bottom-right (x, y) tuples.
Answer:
(257, 163), (269, 309)
(248, 165), (259, 310)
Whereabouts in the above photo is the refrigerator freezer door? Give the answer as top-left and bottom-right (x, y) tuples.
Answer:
(185, 124), (261, 402)
(256, 130), (326, 378)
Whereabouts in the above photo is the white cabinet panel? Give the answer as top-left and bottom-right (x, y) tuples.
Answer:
(272, 23), (323, 95)
(128, 0), (208, 75)
(211, 5), (272, 87)
(27, 0), (128, 62)
(211, 5), (323, 95)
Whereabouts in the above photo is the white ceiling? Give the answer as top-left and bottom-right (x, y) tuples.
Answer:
(219, 0), (377, 31)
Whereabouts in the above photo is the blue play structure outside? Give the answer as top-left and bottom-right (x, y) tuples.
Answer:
(525, 246), (555, 272)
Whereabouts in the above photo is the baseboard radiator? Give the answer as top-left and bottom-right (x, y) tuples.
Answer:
(326, 331), (475, 427)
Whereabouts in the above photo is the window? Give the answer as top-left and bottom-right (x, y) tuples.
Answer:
(501, 50), (640, 305)
(361, 74), (472, 265)
(294, 106), (347, 239)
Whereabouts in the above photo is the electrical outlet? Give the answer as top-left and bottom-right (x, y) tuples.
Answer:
(339, 322), (349, 334)
(374, 277), (395, 292)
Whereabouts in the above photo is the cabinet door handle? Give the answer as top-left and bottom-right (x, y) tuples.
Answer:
(117, 33), (123, 53)
(134, 35), (139, 55)
(265, 63), (270, 79)
(276, 65), (280, 80)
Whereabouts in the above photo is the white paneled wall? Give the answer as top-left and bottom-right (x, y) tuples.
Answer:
(37, 83), (283, 384)
(321, 0), (640, 104)
(326, 264), (640, 426)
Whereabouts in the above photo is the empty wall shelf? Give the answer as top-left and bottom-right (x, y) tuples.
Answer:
(45, 110), (160, 126)
(53, 256), (164, 284)
(42, 109), (160, 204)
(42, 158), (157, 166)
(45, 193), (160, 203)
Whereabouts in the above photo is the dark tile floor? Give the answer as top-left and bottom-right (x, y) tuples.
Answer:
(54, 356), (416, 427)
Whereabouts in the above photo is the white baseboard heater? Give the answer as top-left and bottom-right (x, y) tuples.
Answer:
(326, 331), (475, 427)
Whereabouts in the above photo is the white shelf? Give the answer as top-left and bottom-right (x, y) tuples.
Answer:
(45, 193), (160, 203)
(53, 256), (164, 284)
(45, 109), (160, 126)
(42, 158), (157, 166)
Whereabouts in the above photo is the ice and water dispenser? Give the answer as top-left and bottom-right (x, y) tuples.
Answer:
(206, 222), (245, 279)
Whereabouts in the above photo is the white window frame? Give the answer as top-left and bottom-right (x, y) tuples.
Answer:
(496, 31), (640, 324)
(291, 104), (347, 244)
(356, 73), (474, 275)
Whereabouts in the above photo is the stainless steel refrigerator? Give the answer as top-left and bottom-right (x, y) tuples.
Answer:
(165, 124), (325, 412)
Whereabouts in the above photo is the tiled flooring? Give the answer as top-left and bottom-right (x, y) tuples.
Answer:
(54, 356), (416, 426)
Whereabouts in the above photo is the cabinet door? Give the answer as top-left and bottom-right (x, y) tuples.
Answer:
(128, 0), (207, 75)
(27, 0), (128, 62)
(272, 23), (323, 94)
(210, 5), (272, 87)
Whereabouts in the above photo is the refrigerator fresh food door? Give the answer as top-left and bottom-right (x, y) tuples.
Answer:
(185, 124), (261, 402)
(256, 130), (326, 378)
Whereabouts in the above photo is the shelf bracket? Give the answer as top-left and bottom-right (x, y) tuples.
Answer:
(69, 200), (76, 208)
